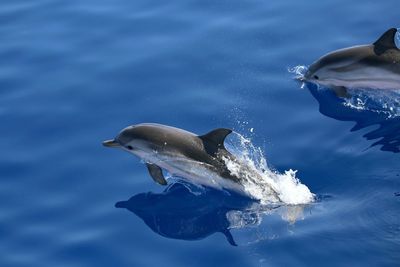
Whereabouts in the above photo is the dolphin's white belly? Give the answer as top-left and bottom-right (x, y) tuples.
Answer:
(138, 151), (245, 194)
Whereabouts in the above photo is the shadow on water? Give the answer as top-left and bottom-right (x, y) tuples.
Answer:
(305, 83), (400, 153)
(115, 182), (262, 246)
(115, 182), (311, 246)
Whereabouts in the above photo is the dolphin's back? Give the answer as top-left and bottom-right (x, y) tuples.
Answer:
(122, 123), (214, 163)
(328, 45), (398, 70)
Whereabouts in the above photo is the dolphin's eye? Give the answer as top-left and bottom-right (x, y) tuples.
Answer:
(314, 75), (319, 80)
(126, 145), (133, 150)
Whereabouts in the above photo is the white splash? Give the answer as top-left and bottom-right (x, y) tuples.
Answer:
(288, 65), (309, 89)
(224, 132), (315, 205)
(288, 65), (308, 80)
(344, 89), (400, 118)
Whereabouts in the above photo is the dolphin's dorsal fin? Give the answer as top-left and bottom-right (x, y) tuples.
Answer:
(146, 163), (167, 185)
(373, 28), (398, 55)
(199, 128), (232, 156)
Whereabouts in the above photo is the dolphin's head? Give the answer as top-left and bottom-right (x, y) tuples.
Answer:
(303, 46), (371, 87)
(303, 58), (325, 83)
(103, 124), (162, 155)
(304, 52), (344, 86)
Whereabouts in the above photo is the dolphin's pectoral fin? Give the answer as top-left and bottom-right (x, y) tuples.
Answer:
(146, 163), (167, 185)
(373, 28), (398, 55)
(199, 128), (233, 156)
(331, 86), (351, 98)
(222, 229), (237, 246)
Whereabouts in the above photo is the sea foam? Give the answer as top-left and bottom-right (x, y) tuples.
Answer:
(224, 132), (315, 205)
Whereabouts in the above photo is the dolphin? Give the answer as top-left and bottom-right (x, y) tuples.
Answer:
(103, 123), (279, 198)
(304, 28), (400, 97)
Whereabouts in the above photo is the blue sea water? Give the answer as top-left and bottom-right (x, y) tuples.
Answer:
(1, 0), (400, 266)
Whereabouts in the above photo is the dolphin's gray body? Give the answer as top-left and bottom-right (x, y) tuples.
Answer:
(304, 28), (400, 97)
(103, 123), (248, 191)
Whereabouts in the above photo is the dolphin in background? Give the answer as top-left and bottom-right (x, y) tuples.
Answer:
(304, 28), (400, 97)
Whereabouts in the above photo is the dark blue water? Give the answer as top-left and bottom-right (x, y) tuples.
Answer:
(1, 0), (399, 266)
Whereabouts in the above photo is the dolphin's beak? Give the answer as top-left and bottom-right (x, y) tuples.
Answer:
(102, 139), (120, 148)
(303, 72), (309, 80)
(304, 62), (319, 81)
(303, 69), (312, 81)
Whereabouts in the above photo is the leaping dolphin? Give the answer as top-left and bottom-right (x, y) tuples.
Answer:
(103, 123), (280, 200)
(304, 28), (400, 97)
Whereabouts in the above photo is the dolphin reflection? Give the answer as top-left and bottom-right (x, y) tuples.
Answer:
(116, 183), (308, 246)
(306, 82), (400, 153)
(116, 183), (258, 246)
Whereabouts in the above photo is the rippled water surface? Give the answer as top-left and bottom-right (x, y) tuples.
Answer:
(1, 0), (399, 266)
